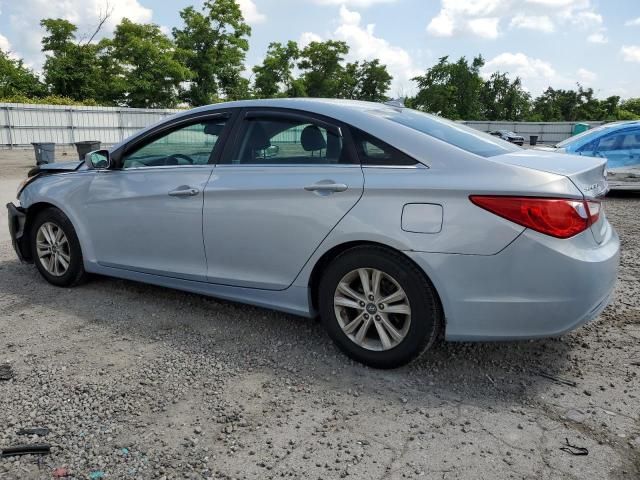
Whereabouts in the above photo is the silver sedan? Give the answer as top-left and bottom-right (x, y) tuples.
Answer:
(7, 99), (619, 368)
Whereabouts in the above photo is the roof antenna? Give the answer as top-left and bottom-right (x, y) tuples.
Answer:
(384, 98), (405, 108)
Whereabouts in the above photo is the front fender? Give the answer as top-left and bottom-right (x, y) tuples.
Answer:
(19, 172), (97, 265)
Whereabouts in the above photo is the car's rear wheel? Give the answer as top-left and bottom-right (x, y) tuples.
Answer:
(319, 246), (442, 369)
(30, 208), (87, 287)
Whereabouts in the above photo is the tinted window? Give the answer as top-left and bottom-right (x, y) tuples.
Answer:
(122, 119), (227, 169)
(379, 108), (520, 157)
(556, 123), (614, 148)
(351, 129), (417, 166)
(597, 129), (640, 151)
(229, 117), (350, 164)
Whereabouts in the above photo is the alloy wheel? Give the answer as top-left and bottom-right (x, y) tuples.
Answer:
(333, 268), (411, 351)
(36, 222), (71, 277)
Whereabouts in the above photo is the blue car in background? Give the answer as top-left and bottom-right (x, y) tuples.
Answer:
(545, 121), (640, 190)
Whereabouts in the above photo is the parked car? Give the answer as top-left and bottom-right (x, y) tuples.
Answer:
(537, 121), (640, 190)
(7, 99), (619, 368)
(489, 130), (525, 146)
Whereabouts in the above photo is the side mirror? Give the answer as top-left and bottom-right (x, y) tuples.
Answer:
(86, 150), (111, 169)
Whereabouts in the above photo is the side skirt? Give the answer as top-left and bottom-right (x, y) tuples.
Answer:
(85, 262), (313, 318)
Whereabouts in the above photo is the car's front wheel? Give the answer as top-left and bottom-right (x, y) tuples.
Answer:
(319, 246), (442, 369)
(30, 207), (87, 287)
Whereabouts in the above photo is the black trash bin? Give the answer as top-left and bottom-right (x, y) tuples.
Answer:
(529, 135), (539, 146)
(74, 141), (101, 160)
(32, 142), (55, 165)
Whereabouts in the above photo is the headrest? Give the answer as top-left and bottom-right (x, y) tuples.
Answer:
(301, 125), (327, 152)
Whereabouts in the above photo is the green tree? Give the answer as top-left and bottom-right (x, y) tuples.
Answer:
(253, 41), (301, 98)
(619, 98), (640, 118)
(0, 50), (46, 97)
(173, 0), (251, 105)
(481, 72), (530, 121)
(110, 18), (191, 108)
(298, 40), (349, 98)
(411, 55), (485, 120)
(351, 59), (392, 102)
(530, 87), (579, 121)
(40, 19), (102, 101)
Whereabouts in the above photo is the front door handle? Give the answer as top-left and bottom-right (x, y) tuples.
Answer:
(168, 187), (200, 197)
(304, 182), (348, 193)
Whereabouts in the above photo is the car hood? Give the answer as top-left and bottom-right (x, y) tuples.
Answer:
(28, 161), (86, 177)
(38, 160), (85, 172)
(493, 149), (608, 198)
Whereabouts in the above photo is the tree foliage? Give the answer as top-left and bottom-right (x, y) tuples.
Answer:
(297, 40), (350, 98)
(410, 56), (485, 120)
(109, 19), (191, 108)
(252, 41), (301, 98)
(173, 0), (251, 105)
(40, 19), (105, 101)
(338, 59), (392, 102)
(0, 50), (45, 98)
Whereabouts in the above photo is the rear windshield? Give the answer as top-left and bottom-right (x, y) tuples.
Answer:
(378, 108), (520, 157)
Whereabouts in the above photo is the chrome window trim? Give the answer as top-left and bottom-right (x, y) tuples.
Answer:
(362, 163), (428, 169)
(215, 163), (362, 169)
(119, 164), (215, 172)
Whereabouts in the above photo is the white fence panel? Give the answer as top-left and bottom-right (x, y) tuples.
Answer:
(0, 103), (179, 148)
(0, 102), (610, 148)
(461, 121), (606, 144)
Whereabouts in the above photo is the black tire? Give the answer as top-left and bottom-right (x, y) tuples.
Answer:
(319, 246), (442, 369)
(30, 207), (87, 287)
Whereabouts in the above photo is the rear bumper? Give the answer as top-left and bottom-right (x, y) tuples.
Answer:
(6, 202), (30, 262)
(407, 225), (620, 341)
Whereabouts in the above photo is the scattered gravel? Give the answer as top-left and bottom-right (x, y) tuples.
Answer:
(0, 152), (638, 479)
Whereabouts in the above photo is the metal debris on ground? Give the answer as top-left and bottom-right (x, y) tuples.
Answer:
(559, 438), (589, 456)
(537, 370), (577, 387)
(0, 444), (51, 457)
(16, 427), (49, 436)
(0, 364), (13, 381)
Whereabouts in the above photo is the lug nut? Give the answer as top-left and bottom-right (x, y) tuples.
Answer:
(359, 301), (365, 307)
(378, 304), (384, 310)
(364, 314), (369, 319)
(368, 295), (374, 301)
(375, 315), (381, 321)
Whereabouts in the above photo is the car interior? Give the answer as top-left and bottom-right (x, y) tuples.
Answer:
(231, 118), (348, 164)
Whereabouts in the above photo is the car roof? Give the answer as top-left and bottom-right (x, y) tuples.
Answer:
(181, 98), (400, 120)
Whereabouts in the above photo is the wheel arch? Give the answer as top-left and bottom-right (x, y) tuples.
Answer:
(21, 202), (78, 262)
(307, 240), (445, 328)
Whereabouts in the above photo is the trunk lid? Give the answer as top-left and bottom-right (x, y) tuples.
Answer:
(492, 149), (609, 243)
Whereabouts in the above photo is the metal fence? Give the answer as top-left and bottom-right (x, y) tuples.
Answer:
(460, 121), (606, 144)
(0, 103), (180, 148)
(0, 102), (609, 149)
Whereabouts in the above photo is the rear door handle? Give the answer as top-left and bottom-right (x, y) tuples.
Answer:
(168, 187), (200, 197)
(304, 182), (348, 193)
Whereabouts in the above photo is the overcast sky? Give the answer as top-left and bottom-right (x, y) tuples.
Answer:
(1, 0), (639, 99)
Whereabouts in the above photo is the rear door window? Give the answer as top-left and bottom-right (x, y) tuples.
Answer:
(226, 114), (353, 165)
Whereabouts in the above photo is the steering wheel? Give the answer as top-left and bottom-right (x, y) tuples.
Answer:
(165, 153), (195, 166)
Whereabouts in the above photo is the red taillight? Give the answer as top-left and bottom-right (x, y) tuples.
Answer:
(469, 196), (601, 239)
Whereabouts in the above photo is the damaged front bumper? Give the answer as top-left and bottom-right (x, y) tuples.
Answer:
(6, 202), (30, 263)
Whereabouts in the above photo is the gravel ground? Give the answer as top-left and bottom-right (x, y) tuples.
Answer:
(0, 150), (638, 479)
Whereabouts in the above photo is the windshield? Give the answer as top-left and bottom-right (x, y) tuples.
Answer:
(379, 108), (521, 157)
(556, 123), (618, 148)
